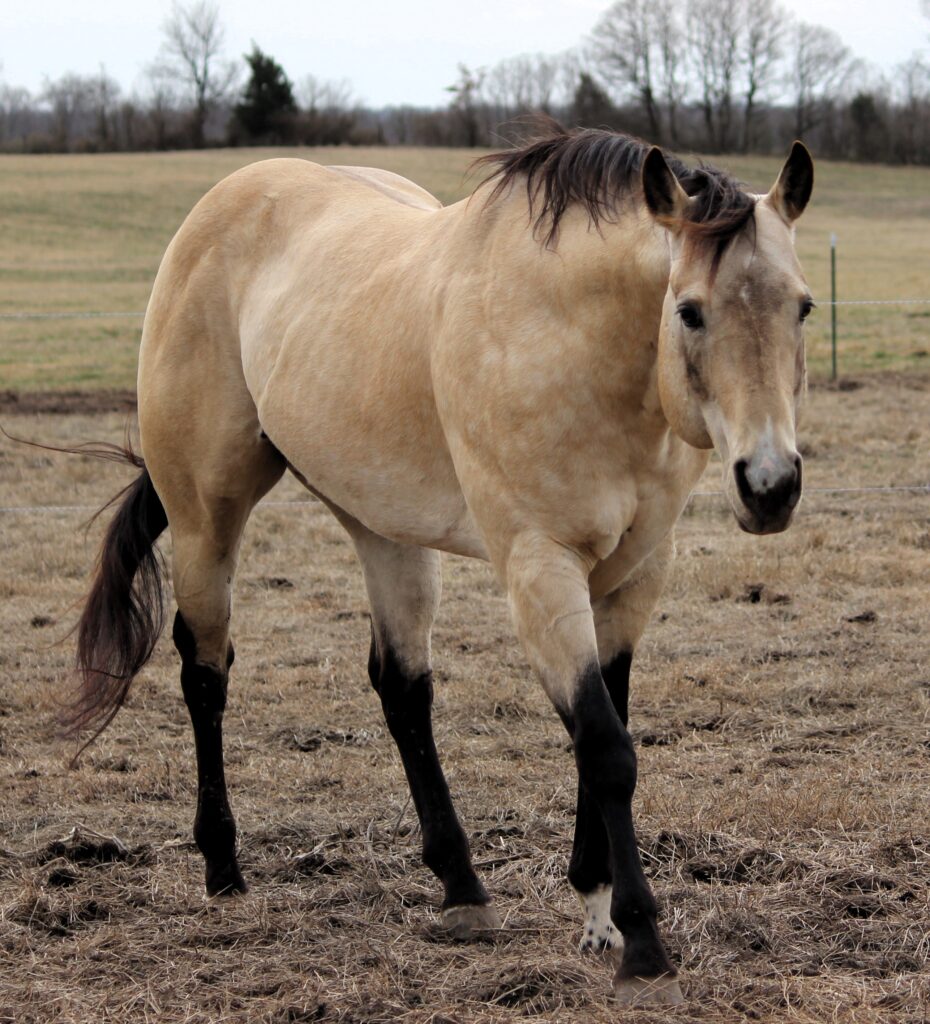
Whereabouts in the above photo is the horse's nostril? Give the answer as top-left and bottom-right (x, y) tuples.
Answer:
(788, 455), (803, 507)
(734, 459), (752, 504)
(734, 454), (801, 527)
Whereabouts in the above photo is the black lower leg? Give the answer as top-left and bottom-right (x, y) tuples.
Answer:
(568, 663), (674, 981)
(369, 632), (489, 910)
(568, 653), (631, 896)
(173, 612), (246, 897)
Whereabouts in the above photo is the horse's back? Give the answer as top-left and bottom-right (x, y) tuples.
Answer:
(327, 165), (443, 211)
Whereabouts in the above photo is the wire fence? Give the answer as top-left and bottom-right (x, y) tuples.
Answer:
(2, 289), (926, 517)
(2, 484), (927, 517)
(3, 299), (930, 322)
(0, 310), (146, 321)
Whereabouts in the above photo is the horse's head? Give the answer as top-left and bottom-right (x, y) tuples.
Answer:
(644, 143), (814, 535)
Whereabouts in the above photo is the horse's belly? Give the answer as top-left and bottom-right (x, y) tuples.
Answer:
(294, 446), (488, 558)
(254, 387), (488, 558)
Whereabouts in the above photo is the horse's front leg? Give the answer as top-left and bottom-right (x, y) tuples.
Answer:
(505, 533), (683, 1006)
(571, 538), (674, 958)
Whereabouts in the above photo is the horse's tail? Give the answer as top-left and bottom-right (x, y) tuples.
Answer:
(67, 444), (169, 761)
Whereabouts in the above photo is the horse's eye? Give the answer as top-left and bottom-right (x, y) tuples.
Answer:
(677, 303), (704, 330)
(799, 298), (815, 322)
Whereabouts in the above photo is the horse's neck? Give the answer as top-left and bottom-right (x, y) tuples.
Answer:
(442, 194), (673, 435)
(539, 208), (673, 428)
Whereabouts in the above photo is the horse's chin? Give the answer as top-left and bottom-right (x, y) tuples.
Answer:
(732, 504), (796, 536)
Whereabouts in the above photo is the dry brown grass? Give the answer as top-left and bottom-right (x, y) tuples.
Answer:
(0, 373), (929, 1023)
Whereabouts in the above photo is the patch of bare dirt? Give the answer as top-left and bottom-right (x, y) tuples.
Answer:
(0, 389), (137, 415)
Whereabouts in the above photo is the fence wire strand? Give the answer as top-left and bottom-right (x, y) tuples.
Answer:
(3, 298), (930, 322)
(0, 311), (146, 321)
(2, 295), (926, 516)
(1, 485), (927, 517)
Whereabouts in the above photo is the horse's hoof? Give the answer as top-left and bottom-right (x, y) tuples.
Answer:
(612, 973), (685, 1006)
(440, 903), (502, 939)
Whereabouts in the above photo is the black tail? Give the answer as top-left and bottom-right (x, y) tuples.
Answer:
(1, 428), (169, 762)
(66, 446), (168, 760)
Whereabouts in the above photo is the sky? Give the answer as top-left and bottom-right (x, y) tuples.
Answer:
(2, 0), (928, 108)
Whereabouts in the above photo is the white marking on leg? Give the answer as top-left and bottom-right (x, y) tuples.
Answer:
(576, 883), (620, 954)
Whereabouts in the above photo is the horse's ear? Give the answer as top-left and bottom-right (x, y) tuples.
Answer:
(641, 147), (689, 229)
(766, 141), (814, 223)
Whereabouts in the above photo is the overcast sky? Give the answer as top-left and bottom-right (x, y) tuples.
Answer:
(3, 0), (928, 107)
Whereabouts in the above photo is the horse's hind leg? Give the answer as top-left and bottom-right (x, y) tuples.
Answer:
(169, 519), (254, 897)
(143, 404), (285, 897)
(343, 518), (500, 936)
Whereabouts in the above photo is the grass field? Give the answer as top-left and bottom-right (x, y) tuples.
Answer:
(1, 146), (929, 389)
(0, 376), (928, 1023)
(0, 146), (929, 1023)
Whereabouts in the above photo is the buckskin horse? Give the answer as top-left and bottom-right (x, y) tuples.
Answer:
(69, 126), (813, 1006)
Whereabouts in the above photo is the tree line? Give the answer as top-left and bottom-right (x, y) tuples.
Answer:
(2, 0), (929, 163)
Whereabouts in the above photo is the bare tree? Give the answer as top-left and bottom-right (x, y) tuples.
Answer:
(789, 22), (857, 138)
(42, 73), (94, 150)
(297, 74), (354, 114)
(484, 53), (562, 115)
(590, 0), (663, 140)
(140, 73), (181, 150)
(154, 1), (238, 147)
(296, 74), (357, 144)
(88, 67), (121, 149)
(892, 54), (930, 162)
(654, 0), (685, 146)
(687, 0), (742, 151)
(446, 64), (485, 147)
(0, 83), (33, 148)
(741, 0), (786, 151)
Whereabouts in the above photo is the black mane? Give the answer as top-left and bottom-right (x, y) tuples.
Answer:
(476, 122), (755, 251)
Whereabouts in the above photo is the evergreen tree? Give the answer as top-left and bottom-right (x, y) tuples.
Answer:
(233, 44), (296, 143)
(571, 72), (618, 129)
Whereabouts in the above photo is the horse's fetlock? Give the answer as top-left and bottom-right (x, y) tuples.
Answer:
(422, 824), (468, 879)
(194, 810), (237, 860)
(610, 891), (659, 936)
(421, 837), (448, 876)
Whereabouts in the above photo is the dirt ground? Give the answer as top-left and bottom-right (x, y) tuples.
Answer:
(0, 373), (928, 1024)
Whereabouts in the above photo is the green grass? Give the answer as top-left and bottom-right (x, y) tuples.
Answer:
(1, 147), (928, 390)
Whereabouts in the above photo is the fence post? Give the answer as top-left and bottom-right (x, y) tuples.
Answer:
(830, 233), (838, 382)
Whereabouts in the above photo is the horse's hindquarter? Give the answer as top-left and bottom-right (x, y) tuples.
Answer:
(233, 161), (481, 553)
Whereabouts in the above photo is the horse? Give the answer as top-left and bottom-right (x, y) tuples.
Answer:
(69, 125), (813, 1007)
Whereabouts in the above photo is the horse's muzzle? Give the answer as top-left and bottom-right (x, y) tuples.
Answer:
(732, 454), (802, 534)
